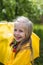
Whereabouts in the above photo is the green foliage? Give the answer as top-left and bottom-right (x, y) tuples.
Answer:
(33, 24), (43, 42)
(33, 24), (43, 65)
(0, 0), (16, 21)
(0, 0), (43, 23)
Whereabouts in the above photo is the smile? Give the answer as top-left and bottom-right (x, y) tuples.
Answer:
(16, 37), (21, 40)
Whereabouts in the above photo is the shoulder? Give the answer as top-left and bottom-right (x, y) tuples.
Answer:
(21, 42), (30, 50)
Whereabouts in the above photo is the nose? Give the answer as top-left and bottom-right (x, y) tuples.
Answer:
(14, 31), (19, 36)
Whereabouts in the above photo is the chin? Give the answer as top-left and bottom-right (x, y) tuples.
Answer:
(16, 40), (21, 43)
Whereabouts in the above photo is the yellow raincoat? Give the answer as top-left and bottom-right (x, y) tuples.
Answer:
(0, 22), (40, 65)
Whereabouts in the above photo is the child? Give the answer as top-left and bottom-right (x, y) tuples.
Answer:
(0, 18), (40, 65)
(9, 16), (33, 65)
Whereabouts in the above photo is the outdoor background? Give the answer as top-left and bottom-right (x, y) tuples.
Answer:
(0, 0), (43, 65)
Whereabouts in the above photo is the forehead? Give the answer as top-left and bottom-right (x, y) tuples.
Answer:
(14, 22), (27, 30)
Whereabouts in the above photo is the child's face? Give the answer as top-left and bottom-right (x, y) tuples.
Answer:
(14, 23), (26, 43)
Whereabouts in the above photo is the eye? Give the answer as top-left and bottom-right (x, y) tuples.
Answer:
(19, 29), (23, 32)
(14, 29), (17, 31)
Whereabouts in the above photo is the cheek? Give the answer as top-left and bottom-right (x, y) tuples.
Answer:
(13, 32), (16, 37)
(21, 33), (26, 39)
(13, 32), (15, 36)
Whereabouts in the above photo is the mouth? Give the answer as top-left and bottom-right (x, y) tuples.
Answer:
(15, 37), (21, 40)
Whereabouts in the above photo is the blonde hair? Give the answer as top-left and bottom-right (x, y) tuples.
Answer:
(13, 16), (34, 64)
(14, 16), (33, 39)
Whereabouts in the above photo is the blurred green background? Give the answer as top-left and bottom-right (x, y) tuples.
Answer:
(0, 0), (43, 65)
(33, 24), (43, 65)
